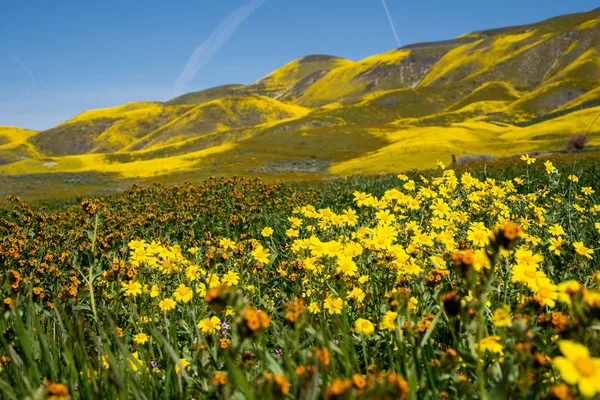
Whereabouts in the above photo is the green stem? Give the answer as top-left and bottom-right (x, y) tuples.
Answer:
(361, 339), (368, 372)
(89, 214), (99, 324)
(476, 292), (487, 400)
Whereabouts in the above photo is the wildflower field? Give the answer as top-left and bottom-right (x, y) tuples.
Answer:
(1, 152), (600, 399)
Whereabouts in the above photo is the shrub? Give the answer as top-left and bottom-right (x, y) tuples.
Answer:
(452, 153), (497, 165)
(565, 133), (589, 151)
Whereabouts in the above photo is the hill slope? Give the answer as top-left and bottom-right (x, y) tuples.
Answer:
(29, 103), (195, 156)
(126, 96), (310, 151)
(0, 126), (41, 165)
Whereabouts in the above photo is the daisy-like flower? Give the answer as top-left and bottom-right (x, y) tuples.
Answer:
(548, 224), (565, 236)
(159, 298), (176, 311)
(133, 333), (149, 345)
(175, 358), (190, 374)
(548, 237), (565, 255)
(149, 285), (160, 298)
(129, 351), (143, 372)
(544, 160), (558, 174)
(261, 227), (274, 237)
(493, 305), (511, 327)
(520, 154), (536, 165)
(535, 277), (559, 308)
(173, 284), (193, 303)
(336, 256), (358, 277)
(553, 340), (600, 397)
(347, 287), (365, 303)
(251, 245), (271, 264)
(353, 191), (373, 207)
(324, 296), (343, 315)
(197, 316), (222, 335)
(308, 302), (320, 314)
(288, 217), (303, 228)
(121, 281), (142, 297)
(573, 242), (594, 260)
(286, 229), (299, 238)
(467, 223), (491, 248)
(476, 336), (504, 355)
(379, 311), (398, 331)
(222, 271), (240, 286)
(219, 238), (236, 250)
(186, 265), (203, 281)
(354, 318), (375, 336)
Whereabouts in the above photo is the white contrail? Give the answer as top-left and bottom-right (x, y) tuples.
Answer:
(381, 0), (401, 48)
(12, 55), (36, 101)
(171, 0), (266, 98)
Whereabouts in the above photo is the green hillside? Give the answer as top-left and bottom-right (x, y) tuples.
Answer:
(3, 7), (600, 200)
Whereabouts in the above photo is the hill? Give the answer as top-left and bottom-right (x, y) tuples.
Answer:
(2, 7), (600, 200)
(126, 96), (310, 151)
(0, 126), (41, 165)
(29, 102), (195, 156)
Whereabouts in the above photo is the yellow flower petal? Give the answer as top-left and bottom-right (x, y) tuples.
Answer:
(553, 357), (579, 385)
(559, 340), (590, 361)
(578, 377), (598, 398)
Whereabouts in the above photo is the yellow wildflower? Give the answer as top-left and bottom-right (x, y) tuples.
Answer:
(354, 318), (375, 336)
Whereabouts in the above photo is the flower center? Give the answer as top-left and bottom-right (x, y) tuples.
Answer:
(524, 270), (537, 279)
(575, 358), (595, 377)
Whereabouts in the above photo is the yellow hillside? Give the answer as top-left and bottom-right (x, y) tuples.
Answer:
(255, 55), (353, 92)
(549, 48), (600, 82)
(69, 102), (164, 122)
(501, 105), (600, 142)
(446, 82), (520, 112)
(29, 102), (194, 155)
(330, 106), (600, 175)
(0, 126), (38, 145)
(507, 79), (598, 119)
(420, 32), (541, 86)
(0, 142), (236, 178)
(127, 96), (310, 151)
(296, 49), (411, 106)
(0, 126), (42, 165)
(577, 16), (600, 30)
(87, 104), (194, 152)
(1, 104), (598, 182)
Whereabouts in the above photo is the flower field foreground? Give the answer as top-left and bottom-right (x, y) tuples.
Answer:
(1, 157), (600, 399)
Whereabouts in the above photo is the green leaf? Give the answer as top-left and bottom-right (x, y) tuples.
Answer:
(265, 352), (284, 376)
(408, 364), (419, 400)
(487, 381), (509, 400)
(225, 356), (255, 400)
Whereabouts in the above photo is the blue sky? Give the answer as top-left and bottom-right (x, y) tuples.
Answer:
(1, 0), (597, 130)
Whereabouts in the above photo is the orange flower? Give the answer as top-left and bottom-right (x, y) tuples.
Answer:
(212, 372), (228, 385)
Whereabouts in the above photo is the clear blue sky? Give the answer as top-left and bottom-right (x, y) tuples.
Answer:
(1, 0), (597, 130)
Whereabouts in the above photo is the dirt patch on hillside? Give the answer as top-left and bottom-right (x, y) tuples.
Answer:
(252, 158), (332, 174)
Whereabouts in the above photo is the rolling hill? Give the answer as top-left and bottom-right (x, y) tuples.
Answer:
(0, 126), (41, 165)
(2, 7), (600, 199)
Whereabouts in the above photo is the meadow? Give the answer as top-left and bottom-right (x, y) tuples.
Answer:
(1, 151), (600, 399)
